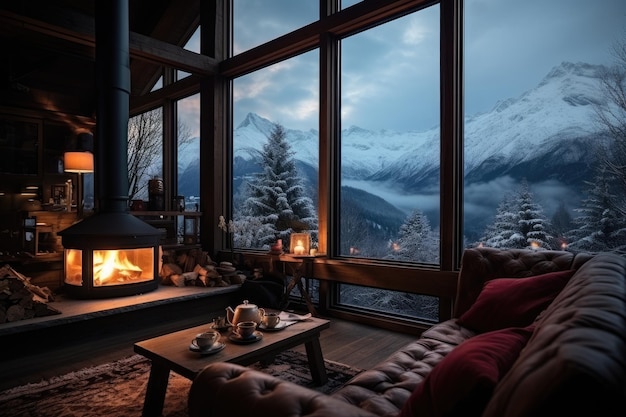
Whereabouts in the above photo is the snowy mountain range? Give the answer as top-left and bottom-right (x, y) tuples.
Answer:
(179, 61), (611, 237)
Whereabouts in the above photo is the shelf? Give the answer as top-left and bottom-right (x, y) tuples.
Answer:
(130, 211), (202, 217)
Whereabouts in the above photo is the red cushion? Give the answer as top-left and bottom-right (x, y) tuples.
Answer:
(457, 269), (575, 333)
(397, 326), (534, 417)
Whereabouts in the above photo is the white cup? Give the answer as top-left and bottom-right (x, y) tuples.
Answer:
(194, 331), (220, 349)
(262, 312), (281, 328)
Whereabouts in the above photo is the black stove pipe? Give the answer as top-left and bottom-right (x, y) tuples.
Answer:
(95, 0), (130, 214)
(59, 0), (162, 251)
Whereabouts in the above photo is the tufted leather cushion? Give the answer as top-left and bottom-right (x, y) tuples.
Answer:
(329, 321), (474, 417)
(188, 362), (378, 417)
(482, 252), (626, 417)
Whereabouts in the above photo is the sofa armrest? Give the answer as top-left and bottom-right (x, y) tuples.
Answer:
(188, 362), (378, 417)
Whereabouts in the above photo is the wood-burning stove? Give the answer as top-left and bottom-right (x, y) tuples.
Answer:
(59, 0), (162, 298)
(59, 212), (162, 298)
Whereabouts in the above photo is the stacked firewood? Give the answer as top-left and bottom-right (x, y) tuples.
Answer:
(0, 265), (60, 323)
(159, 248), (244, 288)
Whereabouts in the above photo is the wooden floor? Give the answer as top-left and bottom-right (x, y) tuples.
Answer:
(0, 288), (416, 392)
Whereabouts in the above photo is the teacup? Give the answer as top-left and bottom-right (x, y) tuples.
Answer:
(194, 331), (220, 349)
(262, 312), (281, 328)
(236, 321), (257, 339)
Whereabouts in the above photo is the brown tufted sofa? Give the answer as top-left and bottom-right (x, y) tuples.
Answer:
(187, 248), (626, 417)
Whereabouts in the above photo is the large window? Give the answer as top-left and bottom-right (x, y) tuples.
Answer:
(176, 94), (200, 211)
(127, 109), (163, 203)
(464, 0), (626, 254)
(221, 0), (626, 326)
(232, 51), (320, 251)
(340, 5), (440, 263)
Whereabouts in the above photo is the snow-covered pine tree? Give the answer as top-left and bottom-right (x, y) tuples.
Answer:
(568, 169), (626, 253)
(480, 194), (520, 248)
(516, 179), (553, 249)
(388, 209), (438, 263)
(480, 180), (552, 249)
(239, 123), (317, 248)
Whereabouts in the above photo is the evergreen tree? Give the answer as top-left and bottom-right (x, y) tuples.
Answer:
(516, 180), (552, 249)
(480, 180), (552, 249)
(388, 209), (438, 263)
(568, 169), (626, 253)
(480, 194), (520, 248)
(239, 123), (317, 248)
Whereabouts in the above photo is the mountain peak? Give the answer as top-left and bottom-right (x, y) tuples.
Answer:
(539, 61), (604, 86)
(237, 112), (275, 132)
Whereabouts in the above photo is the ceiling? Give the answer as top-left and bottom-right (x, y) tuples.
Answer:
(0, 0), (202, 122)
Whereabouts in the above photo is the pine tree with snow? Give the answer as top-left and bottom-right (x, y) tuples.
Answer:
(568, 169), (626, 253)
(388, 209), (439, 263)
(239, 123), (317, 248)
(480, 180), (552, 249)
(516, 180), (553, 249)
(480, 194), (520, 248)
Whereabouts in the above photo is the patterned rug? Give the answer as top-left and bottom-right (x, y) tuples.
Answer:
(0, 350), (362, 417)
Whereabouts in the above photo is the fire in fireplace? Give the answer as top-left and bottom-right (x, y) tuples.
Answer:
(59, 212), (162, 299)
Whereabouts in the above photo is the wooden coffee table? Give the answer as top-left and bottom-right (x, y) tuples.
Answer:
(134, 316), (330, 417)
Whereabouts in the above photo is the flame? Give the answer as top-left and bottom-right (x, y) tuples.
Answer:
(93, 250), (143, 285)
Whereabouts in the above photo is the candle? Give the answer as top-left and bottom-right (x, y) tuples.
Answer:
(294, 240), (305, 255)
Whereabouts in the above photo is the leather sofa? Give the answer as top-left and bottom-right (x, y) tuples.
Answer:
(188, 248), (626, 417)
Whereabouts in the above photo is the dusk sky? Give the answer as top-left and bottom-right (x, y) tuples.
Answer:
(180, 0), (626, 135)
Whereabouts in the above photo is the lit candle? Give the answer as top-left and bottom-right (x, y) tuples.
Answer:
(294, 240), (305, 255)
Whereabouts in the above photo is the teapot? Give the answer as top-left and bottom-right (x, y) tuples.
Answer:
(226, 300), (265, 326)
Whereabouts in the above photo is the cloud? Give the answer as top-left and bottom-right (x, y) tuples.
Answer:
(200, 1), (626, 136)
(402, 14), (433, 46)
(177, 94), (200, 138)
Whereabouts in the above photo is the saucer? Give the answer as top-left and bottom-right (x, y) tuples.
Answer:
(228, 331), (263, 344)
(258, 321), (288, 331)
(211, 323), (232, 331)
(189, 341), (226, 355)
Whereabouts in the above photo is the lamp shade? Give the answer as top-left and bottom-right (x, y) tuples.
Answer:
(64, 151), (94, 173)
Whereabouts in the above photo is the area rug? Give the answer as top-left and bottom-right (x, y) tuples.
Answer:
(0, 350), (362, 417)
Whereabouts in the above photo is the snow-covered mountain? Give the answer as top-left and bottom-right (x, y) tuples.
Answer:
(229, 61), (607, 190)
(179, 61), (610, 232)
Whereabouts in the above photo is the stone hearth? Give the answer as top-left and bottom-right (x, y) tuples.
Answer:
(0, 285), (239, 338)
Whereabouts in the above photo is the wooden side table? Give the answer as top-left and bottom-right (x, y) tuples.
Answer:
(271, 254), (320, 316)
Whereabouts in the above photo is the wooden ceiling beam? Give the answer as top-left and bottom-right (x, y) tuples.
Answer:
(129, 74), (202, 115)
(0, 10), (217, 76)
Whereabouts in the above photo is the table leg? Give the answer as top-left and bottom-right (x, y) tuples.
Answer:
(141, 361), (170, 417)
(305, 336), (328, 385)
(296, 278), (318, 316)
(282, 261), (318, 316)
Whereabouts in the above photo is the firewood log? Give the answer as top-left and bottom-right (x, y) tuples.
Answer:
(160, 263), (182, 278)
(6, 304), (25, 322)
(170, 274), (186, 287)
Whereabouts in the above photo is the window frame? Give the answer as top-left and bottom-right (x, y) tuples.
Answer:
(221, 0), (461, 330)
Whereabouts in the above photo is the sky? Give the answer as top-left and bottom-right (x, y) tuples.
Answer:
(178, 0), (626, 135)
